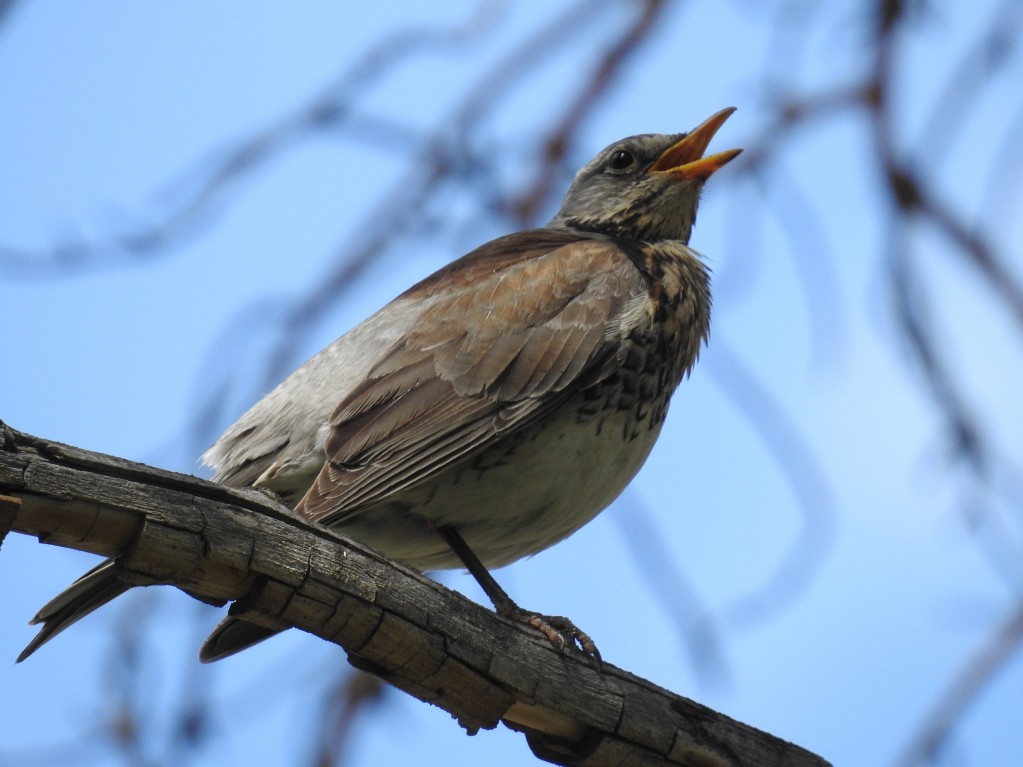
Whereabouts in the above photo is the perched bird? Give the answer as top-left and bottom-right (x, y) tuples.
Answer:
(19, 108), (740, 664)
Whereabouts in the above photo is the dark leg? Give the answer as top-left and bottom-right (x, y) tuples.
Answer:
(437, 525), (601, 664)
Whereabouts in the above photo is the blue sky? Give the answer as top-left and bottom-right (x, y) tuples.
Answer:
(2, 2), (1021, 766)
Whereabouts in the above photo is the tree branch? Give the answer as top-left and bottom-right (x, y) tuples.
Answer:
(0, 422), (829, 767)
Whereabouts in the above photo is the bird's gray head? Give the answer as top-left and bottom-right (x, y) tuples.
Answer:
(549, 108), (741, 244)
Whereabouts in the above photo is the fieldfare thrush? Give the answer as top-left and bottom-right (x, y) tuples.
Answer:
(19, 108), (741, 664)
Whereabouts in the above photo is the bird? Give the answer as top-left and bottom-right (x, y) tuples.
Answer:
(18, 108), (741, 665)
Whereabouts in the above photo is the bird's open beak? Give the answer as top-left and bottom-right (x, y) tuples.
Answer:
(649, 107), (742, 181)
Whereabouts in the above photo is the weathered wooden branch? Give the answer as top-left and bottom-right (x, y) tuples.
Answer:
(0, 422), (829, 767)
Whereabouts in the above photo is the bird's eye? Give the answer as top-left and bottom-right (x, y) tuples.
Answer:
(607, 149), (635, 173)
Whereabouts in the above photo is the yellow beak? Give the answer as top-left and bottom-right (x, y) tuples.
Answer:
(648, 107), (742, 181)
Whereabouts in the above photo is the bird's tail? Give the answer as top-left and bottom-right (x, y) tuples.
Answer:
(17, 556), (288, 662)
(19, 560), (285, 663)
(17, 558), (129, 663)
(198, 616), (283, 662)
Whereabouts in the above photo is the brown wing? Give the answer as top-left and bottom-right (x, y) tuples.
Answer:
(296, 231), (650, 526)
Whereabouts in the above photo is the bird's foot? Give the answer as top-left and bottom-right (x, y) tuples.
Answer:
(498, 604), (602, 666)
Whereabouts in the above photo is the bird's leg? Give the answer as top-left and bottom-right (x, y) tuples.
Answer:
(436, 525), (601, 664)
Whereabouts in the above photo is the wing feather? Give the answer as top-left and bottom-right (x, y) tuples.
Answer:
(296, 235), (649, 526)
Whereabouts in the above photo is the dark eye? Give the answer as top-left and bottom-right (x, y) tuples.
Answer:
(607, 149), (635, 173)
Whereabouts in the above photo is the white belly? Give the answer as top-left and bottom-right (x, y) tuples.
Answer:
(331, 404), (664, 570)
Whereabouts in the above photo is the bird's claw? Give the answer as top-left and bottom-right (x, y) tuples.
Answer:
(500, 605), (602, 667)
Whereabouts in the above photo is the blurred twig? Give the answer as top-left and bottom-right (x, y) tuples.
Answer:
(613, 495), (730, 689)
(867, 1), (1023, 763)
(893, 602), (1023, 767)
(0, 2), (501, 278)
(734, 3), (1023, 758)
(312, 671), (385, 767)
(706, 339), (837, 630)
(509, 0), (670, 222)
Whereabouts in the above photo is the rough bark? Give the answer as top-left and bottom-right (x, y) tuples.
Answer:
(0, 422), (829, 767)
